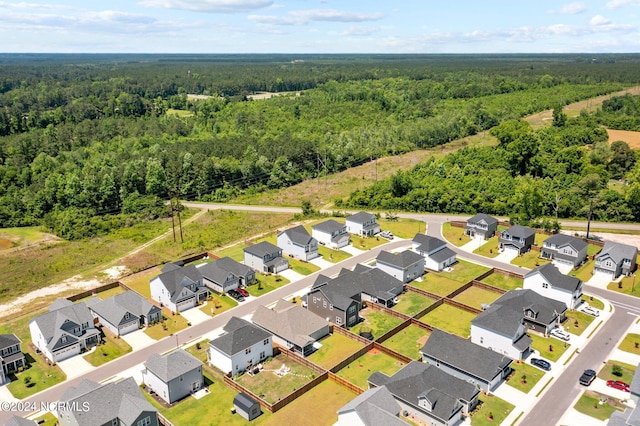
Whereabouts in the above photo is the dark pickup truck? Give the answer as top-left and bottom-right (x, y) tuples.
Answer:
(579, 369), (596, 386)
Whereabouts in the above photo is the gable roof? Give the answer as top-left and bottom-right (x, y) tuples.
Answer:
(144, 349), (202, 382)
(30, 301), (98, 351)
(346, 211), (376, 224)
(421, 329), (512, 382)
(48, 298), (74, 312)
(312, 219), (346, 233)
(0, 333), (21, 350)
(376, 250), (425, 269)
(251, 300), (328, 348)
(430, 246), (457, 263)
(279, 225), (316, 246)
(199, 261), (237, 286)
(338, 386), (407, 426)
(90, 290), (160, 327)
(244, 241), (281, 257)
(209, 317), (272, 356)
(234, 392), (259, 411)
(467, 213), (499, 226)
(214, 256), (253, 277)
(502, 224), (535, 239)
(153, 264), (202, 299)
(598, 241), (638, 264)
(525, 263), (582, 292)
(5, 416), (37, 426)
(543, 234), (588, 252)
(411, 234), (447, 253)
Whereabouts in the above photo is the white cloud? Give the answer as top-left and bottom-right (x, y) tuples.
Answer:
(137, 0), (273, 13)
(289, 9), (384, 23)
(557, 2), (587, 14)
(341, 25), (380, 36)
(0, 1), (73, 10)
(248, 14), (297, 25)
(590, 14), (612, 25)
(606, 0), (640, 9)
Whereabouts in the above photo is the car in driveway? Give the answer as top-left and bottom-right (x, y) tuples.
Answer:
(580, 369), (596, 386)
(580, 305), (600, 317)
(531, 358), (551, 371)
(379, 231), (394, 240)
(550, 328), (571, 341)
(236, 287), (250, 298)
(607, 380), (630, 392)
(228, 289), (245, 302)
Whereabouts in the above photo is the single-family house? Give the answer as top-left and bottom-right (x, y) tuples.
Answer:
(5, 416), (37, 426)
(142, 349), (204, 404)
(243, 241), (289, 274)
(368, 361), (480, 426)
(233, 393), (262, 421)
(207, 317), (273, 375)
(346, 212), (380, 237)
(540, 234), (588, 267)
(524, 263), (583, 309)
(499, 225), (535, 254)
(420, 329), (512, 392)
(89, 290), (162, 336)
(306, 265), (404, 327)
(609, 362), (640, 425)
(411, 234), (457, 271)
(376, 250), (425, 283)
(595, 241), (638, 278)
(0, 334), (26, 385)
(464, 213), (499, 240)
(150, 263), (209, 313)
(251, 299), (330, 356)
(336, 386), (408, 426)
(200, 261), (240, 294)
(277, 225), (319, 261)
(214, 256), (256, 286)
(29, 299), (100, 363)
(58, 377), (158, 426)
(312, 219), (350, 249)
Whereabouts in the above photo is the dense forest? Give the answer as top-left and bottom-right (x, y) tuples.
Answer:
(1, 54), (640, 239)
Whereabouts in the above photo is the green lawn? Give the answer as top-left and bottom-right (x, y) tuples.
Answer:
(212, 242), (248, 262)
(350, 309), (405, 340)
(6, 352), (66, 399)
(166, 108), (194, 117)
(472, 236), (500, 258)
(530, 333), (569, 362)
(145, 309), (191, 340)
(534, 233), (546, 247)
(574, 391), (625, 421)
(0, 226), (50, 250)
(588, 244), (602, 256)
(337, 350), (406, 389)
(442, 222), (471, 247)
(480, 272), (523, 291)
(83, 329), (132, 366)
(452, 286), (502, 310)
(507, 362), (545, 394)
(419, 305), (476, 338)
(471, 394), (515, 426)
(598, 360), (637, 384)
(392, 292), (437, 316)
(511, 250), (551, 269)
(446, 259), (491, 283)
(380, 217), (425, 239)
(414, 274), (465, 297)
(571, 260), (595, 283)
(120, 267), (161, 298)
(308, 333), (365, 369)
(200, 294), (238, 316)
(382, 325), (431, 359)
(350, 235), (387, 250)
(563, 310), (594, 336)
(318, 245), (351, 263)
(246, 273), (291, 297)
(618, 333), (640, 355)
(607, 275), (640, 297)
(583, 295), (605, 310)
(288, 257), (321, 275)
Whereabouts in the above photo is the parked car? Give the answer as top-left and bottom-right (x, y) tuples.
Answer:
(531, 358), (551, 371)
(580, 305), (600, 317)
(550, 328), (571, 341)
(580, 369), (596, 386)
(379, 231), (394, 240)
(228, 289), (245, 302)
(237, 288), (250, 298)
(607, 380), (630, 392)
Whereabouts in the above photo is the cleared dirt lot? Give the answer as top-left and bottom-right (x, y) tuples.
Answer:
(607, 129), (640, 149)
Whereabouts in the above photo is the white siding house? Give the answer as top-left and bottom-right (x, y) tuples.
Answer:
(142, 349), (204, 404)
(311, 220), (350, 249)
(243, 241), (289, 274)
(346, 212), (380, 237)
(277, 225), (319, 261)
(149, 264), (209, 313)
(375, 250), (425, 283)
(523, 263), (583, 309)
(411, 234), (456, 272)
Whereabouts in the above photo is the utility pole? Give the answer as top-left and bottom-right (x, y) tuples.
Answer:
(176, 192), (184, 243)
(169, 194), (176, 243)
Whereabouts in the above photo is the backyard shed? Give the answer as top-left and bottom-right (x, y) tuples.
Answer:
(233, 392), (262, 421)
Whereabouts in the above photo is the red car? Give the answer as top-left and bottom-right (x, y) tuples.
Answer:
(237, 288), (250, 298)
(607, 380), (630, 392)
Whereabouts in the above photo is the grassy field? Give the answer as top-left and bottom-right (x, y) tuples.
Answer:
(618, 333), (640, 355)
(413, 274), (464, 297)
(571, 260), (595, 282)
(0, 226), (54, 251)
(574, 391), (625, 421)
(598, 360), (637, 384)
(452, 286), (502, 309)
(212, 242), (248, 261)
(337, 349), (406, 389)
(480, 272), (523, 291)
(511, 250), (551, 269)
(530, 333), (569, 362)
(288, 257), (321, 275)
(583, 295), (605, 310)
(563, 310), (595, 336)
(442, 222), (471, 247)
(382, 325), (430, 359)
(380, 217), (425, 239)
(350, 309), (405, 340)
(446, 259), (491, 283)
(119, 267), (161, 298)
(145, 308), (191, 340)
(308, 333), (365, 369)
(83, 328), (132, 366)
(317, 245), (352, 263)
(471, 394), (514, 426)
(392, 291), (437, 316)
(507, 362), (546, 394)
(419, 305), (476, 338)
(473, 236), (500, 258)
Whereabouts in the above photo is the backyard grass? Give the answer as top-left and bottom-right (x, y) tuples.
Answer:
(534, 233), (546, 247)
(452, 286), (502, 310)
(563, 310), (595, 336)
(530, 333), (569, 362)
(235, 356), (317, 404)
(511, 251), (551, 269)
(413, 274), (465, 297)
(471, 394), (514, 426)
(336, 349), (406, 389)
(144, 309), (191, 340)
(447, 259), (491, 283)
(419, 304), (476, 338)
(211, 242), (248, 262)
(588, 244), (603, 256)
(308, 332), (365, 369)
(246, 273), (291, 297)
(618, 333), (640, 355)
(350, 309), (405, 340)
(350, 235), (387, 250)
(380, 217), (425, 239)
(119, 267), (161, 299)
(607, 275), (640, 297)
(571, 260), (595, 283)
(6, 351), (66, 399)
(507, 362), (545, 394)
(442, 222), (471, 247)
(94, 285), (126, 299)
(598, 360), (637, 384)
(472, 236), (500, 258)
(318, 245), (351, 263)
(480, 272), (523, 291)
(200, 294), (238, 316)
(574, 390), (625, 421)
(83, 328), (132, 366)
(392, 291), (437, 316)
(382, 324), (431, 359)
(583, 295), (605, 310)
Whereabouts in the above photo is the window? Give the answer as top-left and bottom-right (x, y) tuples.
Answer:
(348, 305), (357, 314)
(336, 316), (342, 325)
(260, 351), (265, 359)
(542, 283), (548, 289)
(323, 300), (327, 308)
(263, 339), (269, 345)
(313, 296), (317, 304)
(137, 416), (152, 426)
(480, 337), (484, 344)
(180, 375), (183, 381)
(329, 304), (333, 311)
(245, 348), (251, 354)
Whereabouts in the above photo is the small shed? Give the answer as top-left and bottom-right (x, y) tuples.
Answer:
(233, 392), (262, 421)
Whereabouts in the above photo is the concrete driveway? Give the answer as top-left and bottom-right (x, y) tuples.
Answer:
(121, 329), (156, 351)
(57, 353), (96, 380)
(309, 256), (334, 269)
(280, 269), (305, 282)
(587, 271), (614, 289)
(552, 260), (574, 274)
(180, 306), (211, 325)
(494, 248), (518, 263)
(341, 245), (366, 256)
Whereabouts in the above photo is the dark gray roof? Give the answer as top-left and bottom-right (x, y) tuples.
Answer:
(153, 264), (202, 301)
(90, 290), (160, 327)
(252, 300), (329, 348)
(412, 234), (447, 253)
(631, 361), (640, 396)
(467, 213), (499, 226)
(312, 219), (346, 233)
(61, 377), (156, 425)
(30, 301), (99, 352)
(502, 224), (535, 239)
(48, 298), (73, 312)
(215, 256), (253, 277)
(376, 250), (425, 269)
(347, 211), (376, 224)
(0, 333), (21, 350)
(144, 349), (202, 383)
(279, 225), (315, 246)
(525, 263), (582, 292)
(234, 392), (259, 411)
(599, 241), (639, 264)
(421, 329), (512, 382)
(429, 247), (457, 263)
(543, 234), (588, 252)
(5, 416), (37, 426)
(199, 261), (237, 286)
(209, 317), (272, 356)
(337, 386), (407, 426)
(244, 241), (281, 257)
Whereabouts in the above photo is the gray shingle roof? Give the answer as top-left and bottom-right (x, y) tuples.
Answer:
(502, 224), (535, 239)
(153, 264), (203, 301)
(429, 247), (457, 263)
(90, 291), (160, 328)
(543, 234), (588, 252)
(347, 211), (376, 225)
(5, 416), (37, 426)
(337, 386), (407, 426)
(144, 349), (203, 383)
(252, 300), (329, 348)
(243, 241), (281, 257)
(377, 250), (425, 269)
(412, 234), (447, 253)
(599, 241), (639, 264)
(209, 317), (272, 356)
(312, 219), (346, 233)
(421, 329), (512, 382)
(467, 213), (499, 226)
(0, 333), (20, 350)
(280, 225), (315, 246)
(234, 392), (259, 411)
(215, 256), (253, 278)
(30, 301), (98, 353)
(199, 261), (236, 286)
(525, 263), (582, 292)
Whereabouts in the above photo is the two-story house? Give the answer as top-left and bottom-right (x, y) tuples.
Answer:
(499, 225), (535, 254)
(29, 299), (101, 363)
(277, 225), (319, 261)
(142, 349), (204, 404)
(346, 212), (380, 237)
(150, 263), (209, 313)
(464, 213), (499, 240)
(336, 387), (407, 426)
(411, 234), (457, 271)
(0, 334), (26, 385)
(524, 263), (583, 309)
(243, 241), (289, 274)
(540, 234), (588, 267)
(595, 241), (638, 278)
(88, 290), (162, 336)
(311, 219), (350, 249)
(200, 260), (240, 294)
(376, 250), (425, 283)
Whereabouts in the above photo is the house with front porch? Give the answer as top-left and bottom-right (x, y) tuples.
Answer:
(142, 349), (204, 404)
(200, 260), (240, 295)
(89, 290), (162, 336)
(411, 234), (457, 271)
(595, 241), (638, 278)
(524, 263), (583, 309)
(0, 334), (26, 385)
(213, 256), (256, 286)
(150, 264), (209, 313)
(312, 219), (350, 249)
(376, 250), (425, 283)
(499, 225), (535, 255)
(540, 234), (588, 267)
(244, 241), (289, 274)
(465, 213), (499, 240)
(277, 225), (319, 261)
(346, 212), (380, 237)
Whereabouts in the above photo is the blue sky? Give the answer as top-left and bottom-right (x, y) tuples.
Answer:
(1, 0), (639, 53)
